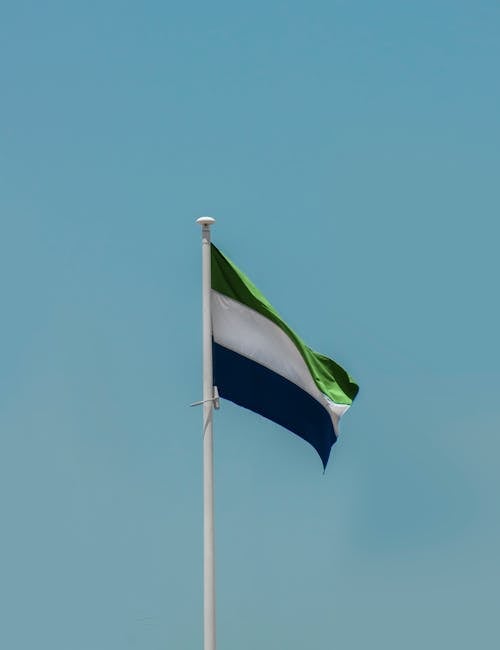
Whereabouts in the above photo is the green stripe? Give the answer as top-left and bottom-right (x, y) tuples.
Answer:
(211, 244), (359, 406)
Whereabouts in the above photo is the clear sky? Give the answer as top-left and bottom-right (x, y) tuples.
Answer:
(1, 1), (499, 648)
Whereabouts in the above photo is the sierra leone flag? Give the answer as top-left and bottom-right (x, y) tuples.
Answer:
(211, 244), (359, 469)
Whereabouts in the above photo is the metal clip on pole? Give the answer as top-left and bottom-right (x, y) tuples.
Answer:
(190, 386), (220, 410)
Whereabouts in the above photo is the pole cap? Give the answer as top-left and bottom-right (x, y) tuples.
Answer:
(196, 216), (216, 226)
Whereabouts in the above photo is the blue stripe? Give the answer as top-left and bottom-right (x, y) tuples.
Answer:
(213, 342), (337, 468)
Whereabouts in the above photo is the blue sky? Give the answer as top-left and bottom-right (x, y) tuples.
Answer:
(1, 1), (499, 648)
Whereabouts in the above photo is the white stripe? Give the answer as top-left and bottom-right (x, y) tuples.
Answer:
(211, 291), (350, 434)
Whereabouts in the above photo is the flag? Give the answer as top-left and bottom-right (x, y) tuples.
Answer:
(211, 244), (359, 468)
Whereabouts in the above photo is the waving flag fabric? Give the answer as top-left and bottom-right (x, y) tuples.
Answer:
(211, 244), (358, 468)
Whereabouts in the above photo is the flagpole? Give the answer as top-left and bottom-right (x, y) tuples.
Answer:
(196, 216), (216, 650)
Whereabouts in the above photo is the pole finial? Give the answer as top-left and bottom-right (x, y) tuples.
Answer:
(196, 216), (216, 226)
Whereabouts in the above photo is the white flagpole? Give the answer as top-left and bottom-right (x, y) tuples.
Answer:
(196, 216), (216, 650)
